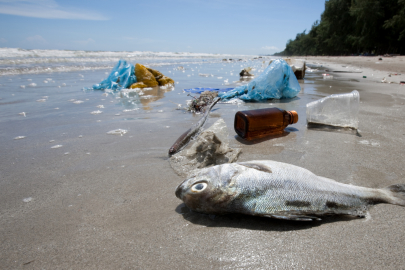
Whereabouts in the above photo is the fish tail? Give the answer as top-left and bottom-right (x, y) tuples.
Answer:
(382, 184), (405, 206)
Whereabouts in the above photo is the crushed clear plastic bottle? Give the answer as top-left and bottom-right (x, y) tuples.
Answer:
(306, 90), (360, 129)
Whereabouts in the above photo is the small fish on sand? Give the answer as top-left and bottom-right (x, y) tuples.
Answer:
(175, 160), (405, 221)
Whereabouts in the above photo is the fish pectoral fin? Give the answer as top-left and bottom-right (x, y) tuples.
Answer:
(237, 162), (272, 173)
(265, 214), (321, 222)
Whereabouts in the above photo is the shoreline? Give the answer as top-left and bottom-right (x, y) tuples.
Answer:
(300, 56), (405, 84)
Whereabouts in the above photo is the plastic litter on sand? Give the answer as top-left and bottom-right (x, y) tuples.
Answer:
(306, 90), (360, 129)
(219, 59), (301, 100)
(183, 87), (234, 94)
(107, 129), (128, 136)
(51, 145), (63, 149)
(23, 197), (32, 203)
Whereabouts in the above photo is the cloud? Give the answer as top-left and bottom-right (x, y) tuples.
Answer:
(26, 35), (47, 45)
(262, 46), (280, 51)
(0, 0), (108, 20)
(0, 38), (7, 43)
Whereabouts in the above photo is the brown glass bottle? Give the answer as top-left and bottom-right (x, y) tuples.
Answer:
(234, 108), (298, 140)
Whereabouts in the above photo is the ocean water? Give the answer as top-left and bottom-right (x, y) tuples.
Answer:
(0, 48), (276, 161)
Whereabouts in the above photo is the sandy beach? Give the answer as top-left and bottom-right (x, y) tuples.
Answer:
(1, 55), (405, 269)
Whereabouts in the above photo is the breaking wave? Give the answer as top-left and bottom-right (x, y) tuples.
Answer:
(0, 48), (253, 76)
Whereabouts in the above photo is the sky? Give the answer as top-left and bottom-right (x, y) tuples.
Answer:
(0, 0), (326, 55)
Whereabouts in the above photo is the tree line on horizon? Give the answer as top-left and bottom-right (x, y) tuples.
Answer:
(274, 0), (405, 56)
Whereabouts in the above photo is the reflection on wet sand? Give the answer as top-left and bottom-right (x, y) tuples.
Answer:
(118, 86), (174, 111)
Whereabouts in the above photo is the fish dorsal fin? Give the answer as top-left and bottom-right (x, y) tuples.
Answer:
(237, 162), (272, 173)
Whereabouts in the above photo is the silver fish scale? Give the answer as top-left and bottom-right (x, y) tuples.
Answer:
(176, 160), (397, 220)
(226, 161), (369, 216)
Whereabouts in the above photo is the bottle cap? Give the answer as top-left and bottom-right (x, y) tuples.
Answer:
(289, 110), (299, 124)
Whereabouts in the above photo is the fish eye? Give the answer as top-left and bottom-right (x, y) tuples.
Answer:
(191, 182), (207, 192)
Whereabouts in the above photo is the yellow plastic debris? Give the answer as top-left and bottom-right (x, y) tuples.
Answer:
(135, 63), (159, 87)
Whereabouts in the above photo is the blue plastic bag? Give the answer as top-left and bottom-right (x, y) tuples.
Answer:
(183, 87), (234, 94)
(218, 59), (301, 100)
(92, 59), (136, 90)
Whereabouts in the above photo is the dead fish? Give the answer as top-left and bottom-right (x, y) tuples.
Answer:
(168, 97), (220, 156)
(175, 160), (405, 221)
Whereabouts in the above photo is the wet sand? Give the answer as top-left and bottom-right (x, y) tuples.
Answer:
(1, 59), (405, 269)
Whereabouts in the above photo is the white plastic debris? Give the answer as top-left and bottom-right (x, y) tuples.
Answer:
(169, 118), (241, 177)
(306, 90), (360, 129)
(14, 136), (26, 140)
(51, 145), (63, 149)
(23, 197), (32, 203)
(107, 129), (128, 136)
(323, 74), (333, 80)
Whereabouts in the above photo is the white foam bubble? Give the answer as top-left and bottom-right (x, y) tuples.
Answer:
(96, 105), (104, 108)
(73, 100), (84, 104)
(91, 110), (102, 115)
(36, 99), (46, 102)
(20, 85), (25, 88)
(19, 112), (26, 117)
(123, 108), (139, 112)
(28, 83), (37, 87)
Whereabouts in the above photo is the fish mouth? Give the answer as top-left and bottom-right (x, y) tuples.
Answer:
(175, 178), (189, 199)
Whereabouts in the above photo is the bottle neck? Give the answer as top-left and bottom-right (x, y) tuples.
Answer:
(286, 111), (294, 124)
